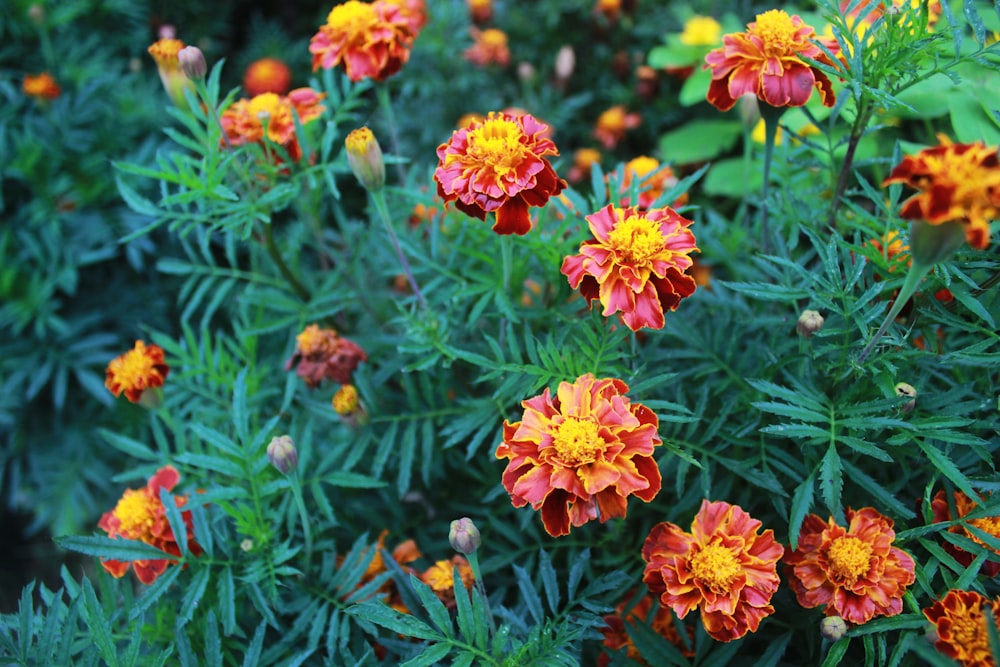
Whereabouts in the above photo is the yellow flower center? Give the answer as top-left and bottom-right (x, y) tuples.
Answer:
(689, 542), (741, 593)
(598, 107), (626, 132)
(625, 156), (659, 180)
(550, 417), (604, 465)
(247, 93), (286, 122)
(480, 29), (508, 49)
(327, 1), (379, 38)
(606, 213), (666, 265)
(148, 39), (184, 67)
(949, 607), (986, 648)
(826, 536), (872, 583)
(464, 117), (528, 177)
(109, 342), (158, 390)
(296, 324), (334, 356)
(680, 16), (722, 46)
(114, 489), (157, 538)
(751, 9), (799, 56)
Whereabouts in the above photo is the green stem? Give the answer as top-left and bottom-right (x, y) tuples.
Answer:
(759, 105), (784, 253)
(264, 222), (310, 302)
(826, 102), (872, 233)
(466, 550), (497, 639)
(289, 472), (314, 566)
(376, 83), (406, 184)
(371, 189), (426, 309)
(500, 234), (513, 294)
(856, 260), (933, 364)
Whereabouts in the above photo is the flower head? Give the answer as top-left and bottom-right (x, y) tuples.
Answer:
(178, 46), (207, 80)
(784, 507), (916, 625)
(421, 556), (474, 608)
(434, 111), (566, 235)
(924, 590), (1000, 667)
(593, 105), (641, 150)
(148, 38), (194, 105)
(568, 148), (602, 184)
(381, 0), (428, 35)
(220, 88), (326, 163)
(617, 156), (687, 210)
(680, 16), (722, 46)
(704, 10), (841, 112)
(599, 592), (694, 666)
(883, 135), (1000, 251)
(931, 490), (1000, 577)
(495, 373), (662, 537)
(345, 127), (386, 191)
(243, 57), (292, 96)
(285, 324), (367, 387)
(105, 340), (169, 403)
(464, 28), (511, 67)
(97, 466), (201, 584)
(642, 500), (783, 642)
(310, 0), (414, 82)
(23, 72), (61, 100)
(561, 204), (698, 331)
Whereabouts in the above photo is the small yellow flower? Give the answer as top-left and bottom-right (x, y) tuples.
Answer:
(680, 16), (722, 46)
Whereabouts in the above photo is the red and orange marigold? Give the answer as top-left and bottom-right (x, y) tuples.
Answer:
(464, 28), (511, 67)
(642, 500), (783, 642)
(22, 72), (61, 100)
(593, 105), (641, 150)
(617, 156), (688, 210)
(310, 0), (414, 82)
(243, 57), (292, 96)
(495, 374), (662, 537)
(924, 590), (1000, 667)
(105, 340), (169, 403)
(285, 324), (367, 387)
(561, 203), (698, 332)
(381, 0), (428, 35)
(219, 88), (326, 163)
(599, 591), (694, 666)
(704, 10), (840, 112)
(883, 135), (1000, 251)
(434, 111), (566, 235)
(784, 507), (916, 625)
(931, 490), (1000, 577)
(98, 466), (201, 584)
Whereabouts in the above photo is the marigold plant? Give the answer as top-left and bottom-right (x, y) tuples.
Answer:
(464, 28), (511, 67)
(243, 57), (292, 96)
(593, 105), (641, 150)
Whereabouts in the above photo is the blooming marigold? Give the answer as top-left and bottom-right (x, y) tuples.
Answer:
(704, 10), (841, 112)
(22, 72), (61, 100)
(434, 111), (566, 235)
(617, 156), (687, 210)
(495, 373), (662, 537)
(784, 507), (916, 625)
(219, 88), (326, 163)
(680, 16), (723, 46)
(882, 135), (1000, 251)
(382, 0), (428, 35)
(285, 324), (367, 388)
(420, 555), (475, 608)
(105, 340), (169, 403)
(464, 28), (511, 67)
(243, 57), (292, 96)
(931, 490), (1000, 577)
(593, 105), (641, 150)
(310, 0), (414, 82)
(561, 204), (698, 332)
(642, 500), (783, 642)
(924, 590), (1000, 667)
(599, 592), (694, 666)
(98, 466), (201, 584)
(567, 148), (602, 184)
(148, 37), (194, 105)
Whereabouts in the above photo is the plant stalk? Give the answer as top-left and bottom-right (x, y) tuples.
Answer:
(371, 189), (427, 309)
(264, 222), (311, 301)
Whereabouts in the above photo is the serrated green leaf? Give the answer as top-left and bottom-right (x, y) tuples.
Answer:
(819, 444), (843, 518)
(56, 535), (176, 563)
(409, 574), (454, 637)
(789, 473), (816, 550)
(81, 578), (119, 667)
(401, 643), (452, 667)
(129, 566), (182, 621)
(178, 565), (211, 626)
(513, 564), (544, 624)
(346, 601), (441, 641)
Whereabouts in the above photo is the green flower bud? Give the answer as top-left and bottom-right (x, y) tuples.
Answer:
(345, 127), (385, 192)
(267, 435), (298, 474)
(178, 46), (207, 80)
(820, 616), (847, 642)
(796, 309), (824, 338)
(449, 517), (481, 555)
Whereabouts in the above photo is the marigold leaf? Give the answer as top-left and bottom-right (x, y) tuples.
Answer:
(81, 578), (119, 667)
(56, 535), (177, 563)
(513, 563), (544, 625)
(401, 643), (453, 667)
(789, 473), (816, 550)
(129, 562), (181, 621)
(819, 444), (844, 519)
(346, 600), (442, 641)
(241, 620), (267, 667)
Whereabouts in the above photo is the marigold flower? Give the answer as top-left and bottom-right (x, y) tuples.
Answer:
(883, 135), (1000, 251)
(22, 72), (61, 100)
(381, 0), (428, 34)
(785, 507), (916, 625)
(593, 105), (641, 150)
(617, 156), (687, 210)
(464, 28), (511, 67)
(219, 88), (326, 163)
(599, 592), (694, 666)
(704, 10), (840, 112)
(567, 148), (602, 184)
(561, 204), (698, 332)
(97, 466), (201, 584)
(105, 340), (169, 403)
(345, 127), (386, 191)
(642, 500), (783, 642)
(310, 0), (414, 82)
(434, 111), (566, 235)
(931, 490), (1000, 577)
(285, 324), (367, 387)
(466, 0), (492, 24)
(495, 373), (662, 537)
(148, 37), (194, 105)
(243, 57), (292, 96)
(680, 16), (722, 46)
(420, 556), (474, 608)
(925, 590), (1000, 667)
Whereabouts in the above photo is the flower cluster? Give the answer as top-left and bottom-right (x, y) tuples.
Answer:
(285, 324), (367, 387)
(105, 340), (170, 404)
(931, 490), (1000, 577)
(495, 374), (662, 537)
(310, 1), (416, 82)
(219, 88), (326, 163)
(98, 466), (201, 584)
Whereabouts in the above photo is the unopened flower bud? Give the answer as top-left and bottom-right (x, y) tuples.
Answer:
(240, 538), (254, 552)
(267, 435), (298, 474)
(895, 382), (917, 413)
(797, 310), (824, 338)
(449, 517), (481, 555)
(820, 616), (847, 641)
(345, 127), (385, 192)
(738, 94), (761, 129)
(178, 46), (207, 80)
(554, 45), (575, 82)
(517, 62), (536, 83)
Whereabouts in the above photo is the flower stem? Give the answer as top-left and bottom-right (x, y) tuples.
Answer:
(289, 472), (314, 566)
(856, 260), (932, 364)
(371, 188), (426, 309)
(264, 221), (310, 302)
(827, 102), (872, 232)
(376, 83), (407, 184)
(759, 105), (784, 253)
(466, 550), (497, 639)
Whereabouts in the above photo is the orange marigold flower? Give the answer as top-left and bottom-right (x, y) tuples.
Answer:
(931, 490), (1000, 577)
(310, 0), (414, 82)
(495, 373), (662, 537)
(148, 37), (193, 105)
(882, 135), (1000, 250)
(593, 105), (641, 150)
(219, 88), (326, 163)
(285, 324), (367, 387)
(97, 466), (201, 584)
(924, 590), (1000, 667)
(420, 555), (474, 608)
(642, 500), (783, 642)
(243, 57), (292, 97)
(434, 111), (566, 235)
(464, 28), (511, 67)
(561, 204), (698, 332)
(599, 592), (693, 666)
(105, 340), (169, 403)
(382, 0), (428, 35)
(704, 10), (841, 112)
(467, 0), (493, 24)
(567, 147), (602, 184)
(617, 156), (687, 210)
(22, 72), (61, 100)
(785, 507), (916, 625)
